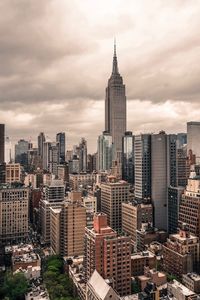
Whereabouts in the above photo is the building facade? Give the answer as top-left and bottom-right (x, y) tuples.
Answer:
(122, 131), (134, 185)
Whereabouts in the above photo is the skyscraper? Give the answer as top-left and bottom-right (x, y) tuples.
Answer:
(97, 131), (113, 172)
(187, 121), (200, 163)
(38, 132), (45, 159)
(78, 138), (87, 172)
(56, 132), (66, 163)
(105, 42), (126, 159)
(15, 139), (29, 167)
(122, 131), (134, 184)
(101, 176), (129, 232)
(0, 124), (5, 164)
(134, 134), (151, 201)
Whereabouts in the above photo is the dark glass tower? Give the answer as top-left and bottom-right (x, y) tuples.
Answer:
(0, 124), (5, 163)
(105, 42), (126, 158)
(122, 131), (134, 184)
(56, 132), (66, 164)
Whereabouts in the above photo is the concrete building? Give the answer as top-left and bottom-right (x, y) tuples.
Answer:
(5, 163), (21, 183)
(84, 213), (131, 296)
(168, 186), (184, 234)
(86, 270), (120, 300)
(187, 121), (200, 163)
(69, 173), (97, 190)
(163, 225), (200, 278)
(0, 124), (5, 164)
(138, 267), (167, 292)
(134, 134), (151, 201)
(83, 194), (97, 228)
(167, 280), (196, 300)
(49, 142), (59, 176)
(136, 226), (167, 252)
(182, 273), (200, 294)
(50, 192), (86, 256)
(105, 42), (126, 159)
(42, 179), (65, 202)
(122, 131), (134, 185)
(179, 172), (200, 238)
(97, 131), (113, 172)
(101, 177), (129, 232)
(0, 186), (29, 244)
(122, 202), (153, 248)
(24, 173), (37, 189)
(131, 251), (156, 277)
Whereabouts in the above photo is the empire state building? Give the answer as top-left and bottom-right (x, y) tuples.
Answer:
(105, 42), (127, 159)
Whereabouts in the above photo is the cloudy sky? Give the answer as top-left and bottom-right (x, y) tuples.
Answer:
(1, 0), (200, 152)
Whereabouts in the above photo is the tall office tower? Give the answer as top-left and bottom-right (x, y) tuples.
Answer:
(68, 155), (80, 174)
(134, 134), (151, 201)
(84, 213), (131, 296)
(42, 179), (65, 202)
(168, 186), (184, 234)
(97, 131), (113, 172)
(151, 132), (168, 230)
(38, 132), (45, 159)
(167, 134), (177, 187)
(0, 186), (29, 244)
(49, 142), (59, 176)
(0, 124), (5, 164)
(50, 191), (86, 256)
(78, 138), (87, 172)
(57, 163), (69, 187)
(177, 146), (188, 187)
(105, 43), (126, 159)
(178, 172), (200, 238)
(163, 224), (199, 278)
(39, 179), (65, 244)
(5, 136), (12, 163)
(187, 121), (200, 163)
(122, 202), (153, 248)
(122, 131), (134, 185)
(56, 132), (66, 164)
(15, 139), (29, 167)
(42, 141), (51, 171)
(101, 176), (129, 232)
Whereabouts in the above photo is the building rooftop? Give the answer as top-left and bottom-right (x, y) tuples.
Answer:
(168, 280), (195, 296)
(183, 273), (200, 281)
(131, 251), (155, 259)
(88, 270), (119, 299)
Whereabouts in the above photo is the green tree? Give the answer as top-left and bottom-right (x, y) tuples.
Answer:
(0, 272), (29, 300)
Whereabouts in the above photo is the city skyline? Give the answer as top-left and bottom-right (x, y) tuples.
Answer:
(1, 1), (200, 152)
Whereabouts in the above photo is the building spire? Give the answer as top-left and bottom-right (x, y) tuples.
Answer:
(112, 38), (119, 75)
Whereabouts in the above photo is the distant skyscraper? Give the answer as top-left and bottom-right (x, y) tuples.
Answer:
(122, 131), (134, 184)
(49, 142), (59, 176)
(78, 138), (87, 172)
(134, 134), (151, 201)
(15, 139), (29, 167)
(187, 121), (200, 163)
(38, 132), (45, 159)
(105, 42), (126, 159)
(97, 131), (113, 172)
(5, 137), (12, 163)
(56, 132), (66, 163)
(43, 141), (51, 171)
(168, 186), (184, 234)
(0, 124), (5, 164)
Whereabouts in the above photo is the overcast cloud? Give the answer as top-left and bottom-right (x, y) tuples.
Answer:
(1, 0), (200, 152)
